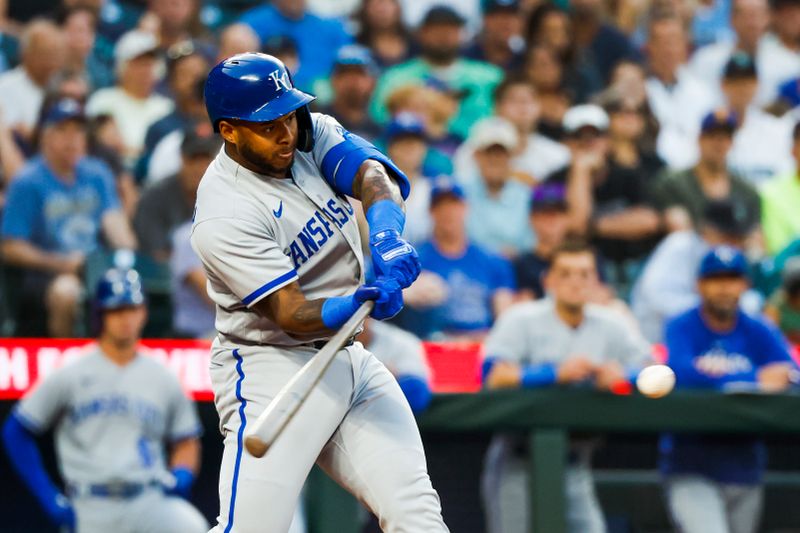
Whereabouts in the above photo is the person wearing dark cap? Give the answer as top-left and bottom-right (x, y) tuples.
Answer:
(654, 108), (761, 233)
(1, 97), (136, 337)
(661, 245), (797, 533)
(720, 52), (795, 185)
(632, 198), (763, 342)
(370, 4), (503, 139)
(464, 0), (526, 70)
(316, 44), (382, 141)
(133, 125), (221, 262)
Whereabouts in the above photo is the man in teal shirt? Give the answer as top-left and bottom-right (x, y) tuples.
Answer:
(370, 6), (503, 139)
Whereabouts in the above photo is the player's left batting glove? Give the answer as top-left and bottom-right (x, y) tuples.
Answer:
(366, 200), (421, 289)
(165, 466), (195, 499)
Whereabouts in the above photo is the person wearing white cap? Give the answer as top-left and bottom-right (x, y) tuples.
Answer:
(546, 104), (662, 296)
(86, 30), (173, 168)
(458, 116), (535, 257)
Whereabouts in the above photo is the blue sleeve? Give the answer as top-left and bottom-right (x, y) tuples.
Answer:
(491, 255), (517, 291)
(92, 160), (121, 212)
(396, 375), (432, 414)
(753, 319), (795, 366)
(2, 413), (62, 508)
(481, 356), (557, 388)
(1, 178), (38, 240)
(665, 317), (726, 389)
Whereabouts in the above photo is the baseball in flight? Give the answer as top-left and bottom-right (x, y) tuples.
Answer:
(636, 365), (676, 398)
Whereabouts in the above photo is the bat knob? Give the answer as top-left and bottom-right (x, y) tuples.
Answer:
(244, 435), (269, 458)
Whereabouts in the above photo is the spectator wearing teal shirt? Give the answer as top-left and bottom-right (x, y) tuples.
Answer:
(370, 6), (503, 139)
(240, 0), (352, 92)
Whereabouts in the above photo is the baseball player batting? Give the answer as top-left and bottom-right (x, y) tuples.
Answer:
(1, 268), (208, 533)
(191, 53), (449, 533)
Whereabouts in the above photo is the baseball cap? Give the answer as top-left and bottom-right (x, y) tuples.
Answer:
(563, 104), (609, 134)
(41, 98), (86, 127)
(386, 112), (427, 142)
(483, 0), (520, 13)
(469, 116), (518, 151)
(723, 52), (757, 80)
(430, 175), (465, 207)
(700, 108), (738, 135)
(181, 123), (222, 157)
(702, 199), (755, 237)
(115, 30), (159, 71)
(333, 44), (377, 75)
(698, 246), (749, 279)
(421, 5), (466, 26)
(530, 183), (567, 211)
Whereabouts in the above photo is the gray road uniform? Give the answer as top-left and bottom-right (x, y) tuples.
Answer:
(481, 299), (652, 533)
(190, 113), (447, 533)
(14, 348), (207, 533)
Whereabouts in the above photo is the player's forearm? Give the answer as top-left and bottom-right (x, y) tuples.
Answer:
(1, 240), (79, 274)
(2, 415), (62, 506)
(102, 210), (138, 250)
(254, 293), (331, 337)
(352, 159), (404, 213)
(170, 437), (201, 474)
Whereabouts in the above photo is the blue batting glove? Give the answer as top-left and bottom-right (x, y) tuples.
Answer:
(166, 467), (195, 499)
(43, 493), (75, 528)
(370, 230), (421, 289)
(370, 277), (403, 320)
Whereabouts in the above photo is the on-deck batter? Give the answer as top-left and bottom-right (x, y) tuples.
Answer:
(191, 53), (448, 533)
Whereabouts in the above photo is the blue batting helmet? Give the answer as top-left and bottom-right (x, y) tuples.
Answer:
(204, 53), (316, 151)
(95, 268), (146, 311)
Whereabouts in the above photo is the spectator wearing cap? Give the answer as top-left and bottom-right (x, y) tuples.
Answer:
(761, 122), (800, 255)
(661, 245), (797, 533)
(58, 5), (115, 90)
(690, 0), (800, 107)
(548, 104), (662, 295)
(654, 109), (761, 233)
(354, 0), (412, 69)
(1, 98), (136, 337)
(403, 178), (516, 340)
(464, 0), (525, 71)
(765, 256), (800, 344)
(315, 45), (381, 141)
(370, 5), (503, 139)
(0, 19), (65, 140)
(239, 0), (351, 92)
(456, 75), (570, 185)
(632, 199), (763, 342)
(86, 30), (173, 167)
(134, 127), (221, 263)
(513, 183), (571, 299)
(644, 12), (716, 170)
(457, 116), (535, 257)
(397, 0), (481, 33)
(720, 52), (795, 186)
(261, 35), (300, 76)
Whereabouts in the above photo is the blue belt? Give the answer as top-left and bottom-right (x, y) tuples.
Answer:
(67, 480), (162, 499)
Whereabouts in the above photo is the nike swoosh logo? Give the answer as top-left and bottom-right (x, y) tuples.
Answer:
(273, 201), (283, 218)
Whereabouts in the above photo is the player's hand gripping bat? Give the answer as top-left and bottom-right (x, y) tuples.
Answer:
(244, 300), (375, 457)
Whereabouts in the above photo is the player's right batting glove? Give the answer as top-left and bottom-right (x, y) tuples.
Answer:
(368, 277), (403, 320)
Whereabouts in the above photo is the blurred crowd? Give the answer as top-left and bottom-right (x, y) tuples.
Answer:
(0, 0), (799, 348)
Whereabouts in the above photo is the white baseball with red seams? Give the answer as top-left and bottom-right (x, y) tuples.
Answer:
(636, 364), (676, 398)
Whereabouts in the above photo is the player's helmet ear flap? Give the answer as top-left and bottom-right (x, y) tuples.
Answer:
(205, 53), (317, 152)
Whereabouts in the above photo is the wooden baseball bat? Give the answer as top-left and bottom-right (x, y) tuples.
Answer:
(244, 300), (375, 458)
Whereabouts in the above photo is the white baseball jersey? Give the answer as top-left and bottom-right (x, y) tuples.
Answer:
(191, 113), (375, 346)
(14, 348), (202, 486)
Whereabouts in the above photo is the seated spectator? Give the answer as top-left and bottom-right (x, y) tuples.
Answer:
(455, 75), (570, 185)
(217, 23), (260, 63)
(655, 109), (761, 233)
(632, 199), (762, 342)
(720, 52), (795, 186)
(458, 117), (535, 257)
(354, 0), (412, 69)
(356, 318), (433, 414)
(315, 45), (381, 141)
(370, 5), (503, 139)
(548, 104), (662, 293)
(761, 121), (800, 255)
(261, 35), (300, 76)
(513, 183), (571, 300)
(765, 257), (800, 344)
(0, 19), (65, 143)
(170, 220), (215, 338)
(464, 0), (525, 71)
(1, 98), (136, 337)
(147, 0), (213, 54)
(523, 44), (572, 141)
(403, 179), (516, 340)
(481, 240), (652, 533)
(239, 0), (351, 91)
(58, 5), (114, 90)
(384, 113), (433, 246)
(661, 246), (797, 533)
(134, 126), (220, 262)
(600, 92), (664, 179)
(86, 30), (173, 167)
(645, 11), (716, 170)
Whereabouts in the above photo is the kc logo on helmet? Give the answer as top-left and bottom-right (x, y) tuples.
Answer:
(269, 69), (293, 92)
